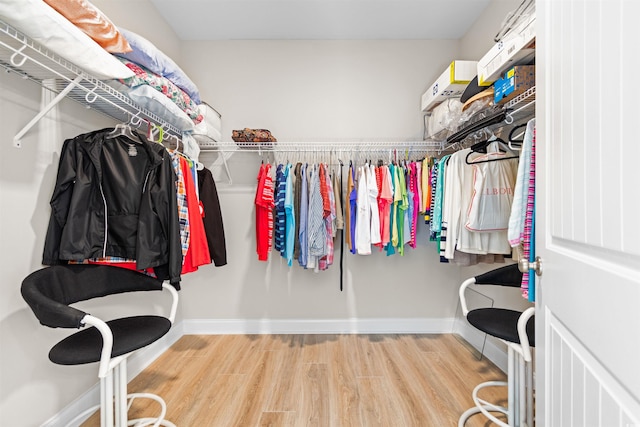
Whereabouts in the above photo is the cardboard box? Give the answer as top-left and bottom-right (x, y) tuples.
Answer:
(421, 60), (477, 112)
(493, 65), (535, 104)
(477, 13), (535, 86)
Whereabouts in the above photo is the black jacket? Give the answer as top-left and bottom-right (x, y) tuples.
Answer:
(197, 167), (227, 267)
(42, 128), (182, 287)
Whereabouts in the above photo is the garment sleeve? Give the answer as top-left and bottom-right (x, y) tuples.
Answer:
(197, 168), (228, 267)
(158, 150), (183, 286)
(42, 138), (77, 265)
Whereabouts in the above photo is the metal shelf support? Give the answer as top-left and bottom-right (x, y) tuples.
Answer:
(13, 75), (82, 148)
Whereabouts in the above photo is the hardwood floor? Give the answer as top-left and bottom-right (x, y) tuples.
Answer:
(81, 334), (508, 427)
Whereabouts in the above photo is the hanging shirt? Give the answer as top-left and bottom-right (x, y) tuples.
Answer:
(379, 165), (393, 249)
(349, 164), (358, 254)
(386, 164), (396, 256)
(432, 155), (450, 234)
(168, 150), (190, 261)
(345, 163), (353, 252)
(332, 171), (344, 231)
(180, 156), (211, 274)
(443, 147), (514, 260)
(416, 160), (423, 214)
(284, 163), (295, 266)
(197, 167), (227, 267)
(508, 119), (536, 247)
(255, 163), (274, 261)
(409, 162), (419, 249)
(391, 164), (401, 250)
(429, 161), (439, 240)
(319, 167), (336, 270)
(293, 162), (303, 260)
(298, 163), (309, 268)
(307, 165), (327, 266)
(368, 164), (381, 246)
(521, 129), (536, 301)
(374, 165), (384, 249)
(274, 164), (286, 255)
(356, 165), (372, 255)
(404, 163), (413, 246)
(423, 157), (432, 222)
(397, 164), (409, 255)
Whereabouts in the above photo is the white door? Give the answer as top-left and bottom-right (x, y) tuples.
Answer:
(537, 0), (640, 425)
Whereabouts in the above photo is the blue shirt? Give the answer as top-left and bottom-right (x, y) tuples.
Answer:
(284, 163), (295, 266)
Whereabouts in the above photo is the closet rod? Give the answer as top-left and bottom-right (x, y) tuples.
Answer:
(202, 141), (445, 153)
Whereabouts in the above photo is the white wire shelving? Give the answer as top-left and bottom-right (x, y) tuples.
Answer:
(0, 19), (182, 148)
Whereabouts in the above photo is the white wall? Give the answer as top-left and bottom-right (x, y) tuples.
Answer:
(176, 39), (467, 323)
(0, 75), (114, 425)
(459, 0), (519, 60)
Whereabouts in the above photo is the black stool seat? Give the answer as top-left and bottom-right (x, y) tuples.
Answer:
(467, 308), (535, 347)
(49, 315), (171, 365)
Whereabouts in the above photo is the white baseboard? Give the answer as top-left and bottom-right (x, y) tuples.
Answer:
(41, 324), (184, 427)
(42, 317), (508, 426)
(453, 317), (508, 373)
(182, 317), (455, 335)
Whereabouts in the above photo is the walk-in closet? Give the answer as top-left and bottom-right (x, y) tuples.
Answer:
(1, 0), (638, 426)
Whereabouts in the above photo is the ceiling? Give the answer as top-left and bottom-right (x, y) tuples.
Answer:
(149, 0), (492, 40)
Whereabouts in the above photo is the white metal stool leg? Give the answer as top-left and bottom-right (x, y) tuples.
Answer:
(458, 344), (534, 427)
(115, 361), (128, 427)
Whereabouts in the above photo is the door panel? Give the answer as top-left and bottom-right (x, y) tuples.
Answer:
(537, 0), (640, 424)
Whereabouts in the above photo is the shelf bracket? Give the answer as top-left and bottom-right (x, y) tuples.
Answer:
(13, 75), (83, 148)
(209, 150), (233, 185)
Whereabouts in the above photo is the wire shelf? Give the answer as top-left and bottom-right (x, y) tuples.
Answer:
(0, 19), (182, 146)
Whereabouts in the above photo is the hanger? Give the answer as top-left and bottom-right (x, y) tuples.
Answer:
(106, 113), (143, 142)
(465, 137), (519, 164)
(106, 123), (140, 142)
(508, 123), (527, 148)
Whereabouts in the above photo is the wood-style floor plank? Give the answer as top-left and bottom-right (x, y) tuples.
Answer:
(81, 334), (509, 427)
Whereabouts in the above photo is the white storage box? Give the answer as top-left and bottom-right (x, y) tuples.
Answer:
(477, 13), (536, 86)
(421, 60), (478, 112)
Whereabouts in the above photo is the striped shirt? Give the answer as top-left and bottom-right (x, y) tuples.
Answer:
(274, 164), (286, 255)
(308, 166), (327, 259)
(168, 150), (190, 261)
(255, 163), (274, 261)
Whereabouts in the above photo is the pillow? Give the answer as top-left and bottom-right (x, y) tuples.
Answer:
(116, 28), (201, 104)
(42, 0), (131, 53)
(0, 0), (134, 79)
(192, 103), (222, 141)
(126, 85), (195, 132)
(118, 58), (203, 124)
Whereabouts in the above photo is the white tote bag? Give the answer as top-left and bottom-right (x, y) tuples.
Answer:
(466, 154), (517, 231)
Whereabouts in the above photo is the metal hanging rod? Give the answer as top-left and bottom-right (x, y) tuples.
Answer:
(203, 140), (446, 153)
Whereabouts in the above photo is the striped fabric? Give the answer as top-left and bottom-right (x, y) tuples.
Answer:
(428, 162), (438, 240)
(319, 165), (336, 270)
(521, 126), (536, 301)
(168, 150), (190, 260)
(274, 164), (286, 255)
(255, 163), (274, 261)
(298, 164), (309, 267)
(409, 162), (418, 249)
(284, 163), (295, 266)
(293, 163), (303, 260)
(308, 166), (327, 259)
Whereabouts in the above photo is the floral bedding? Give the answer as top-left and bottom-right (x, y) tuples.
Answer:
(118, 58), (202, 124)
